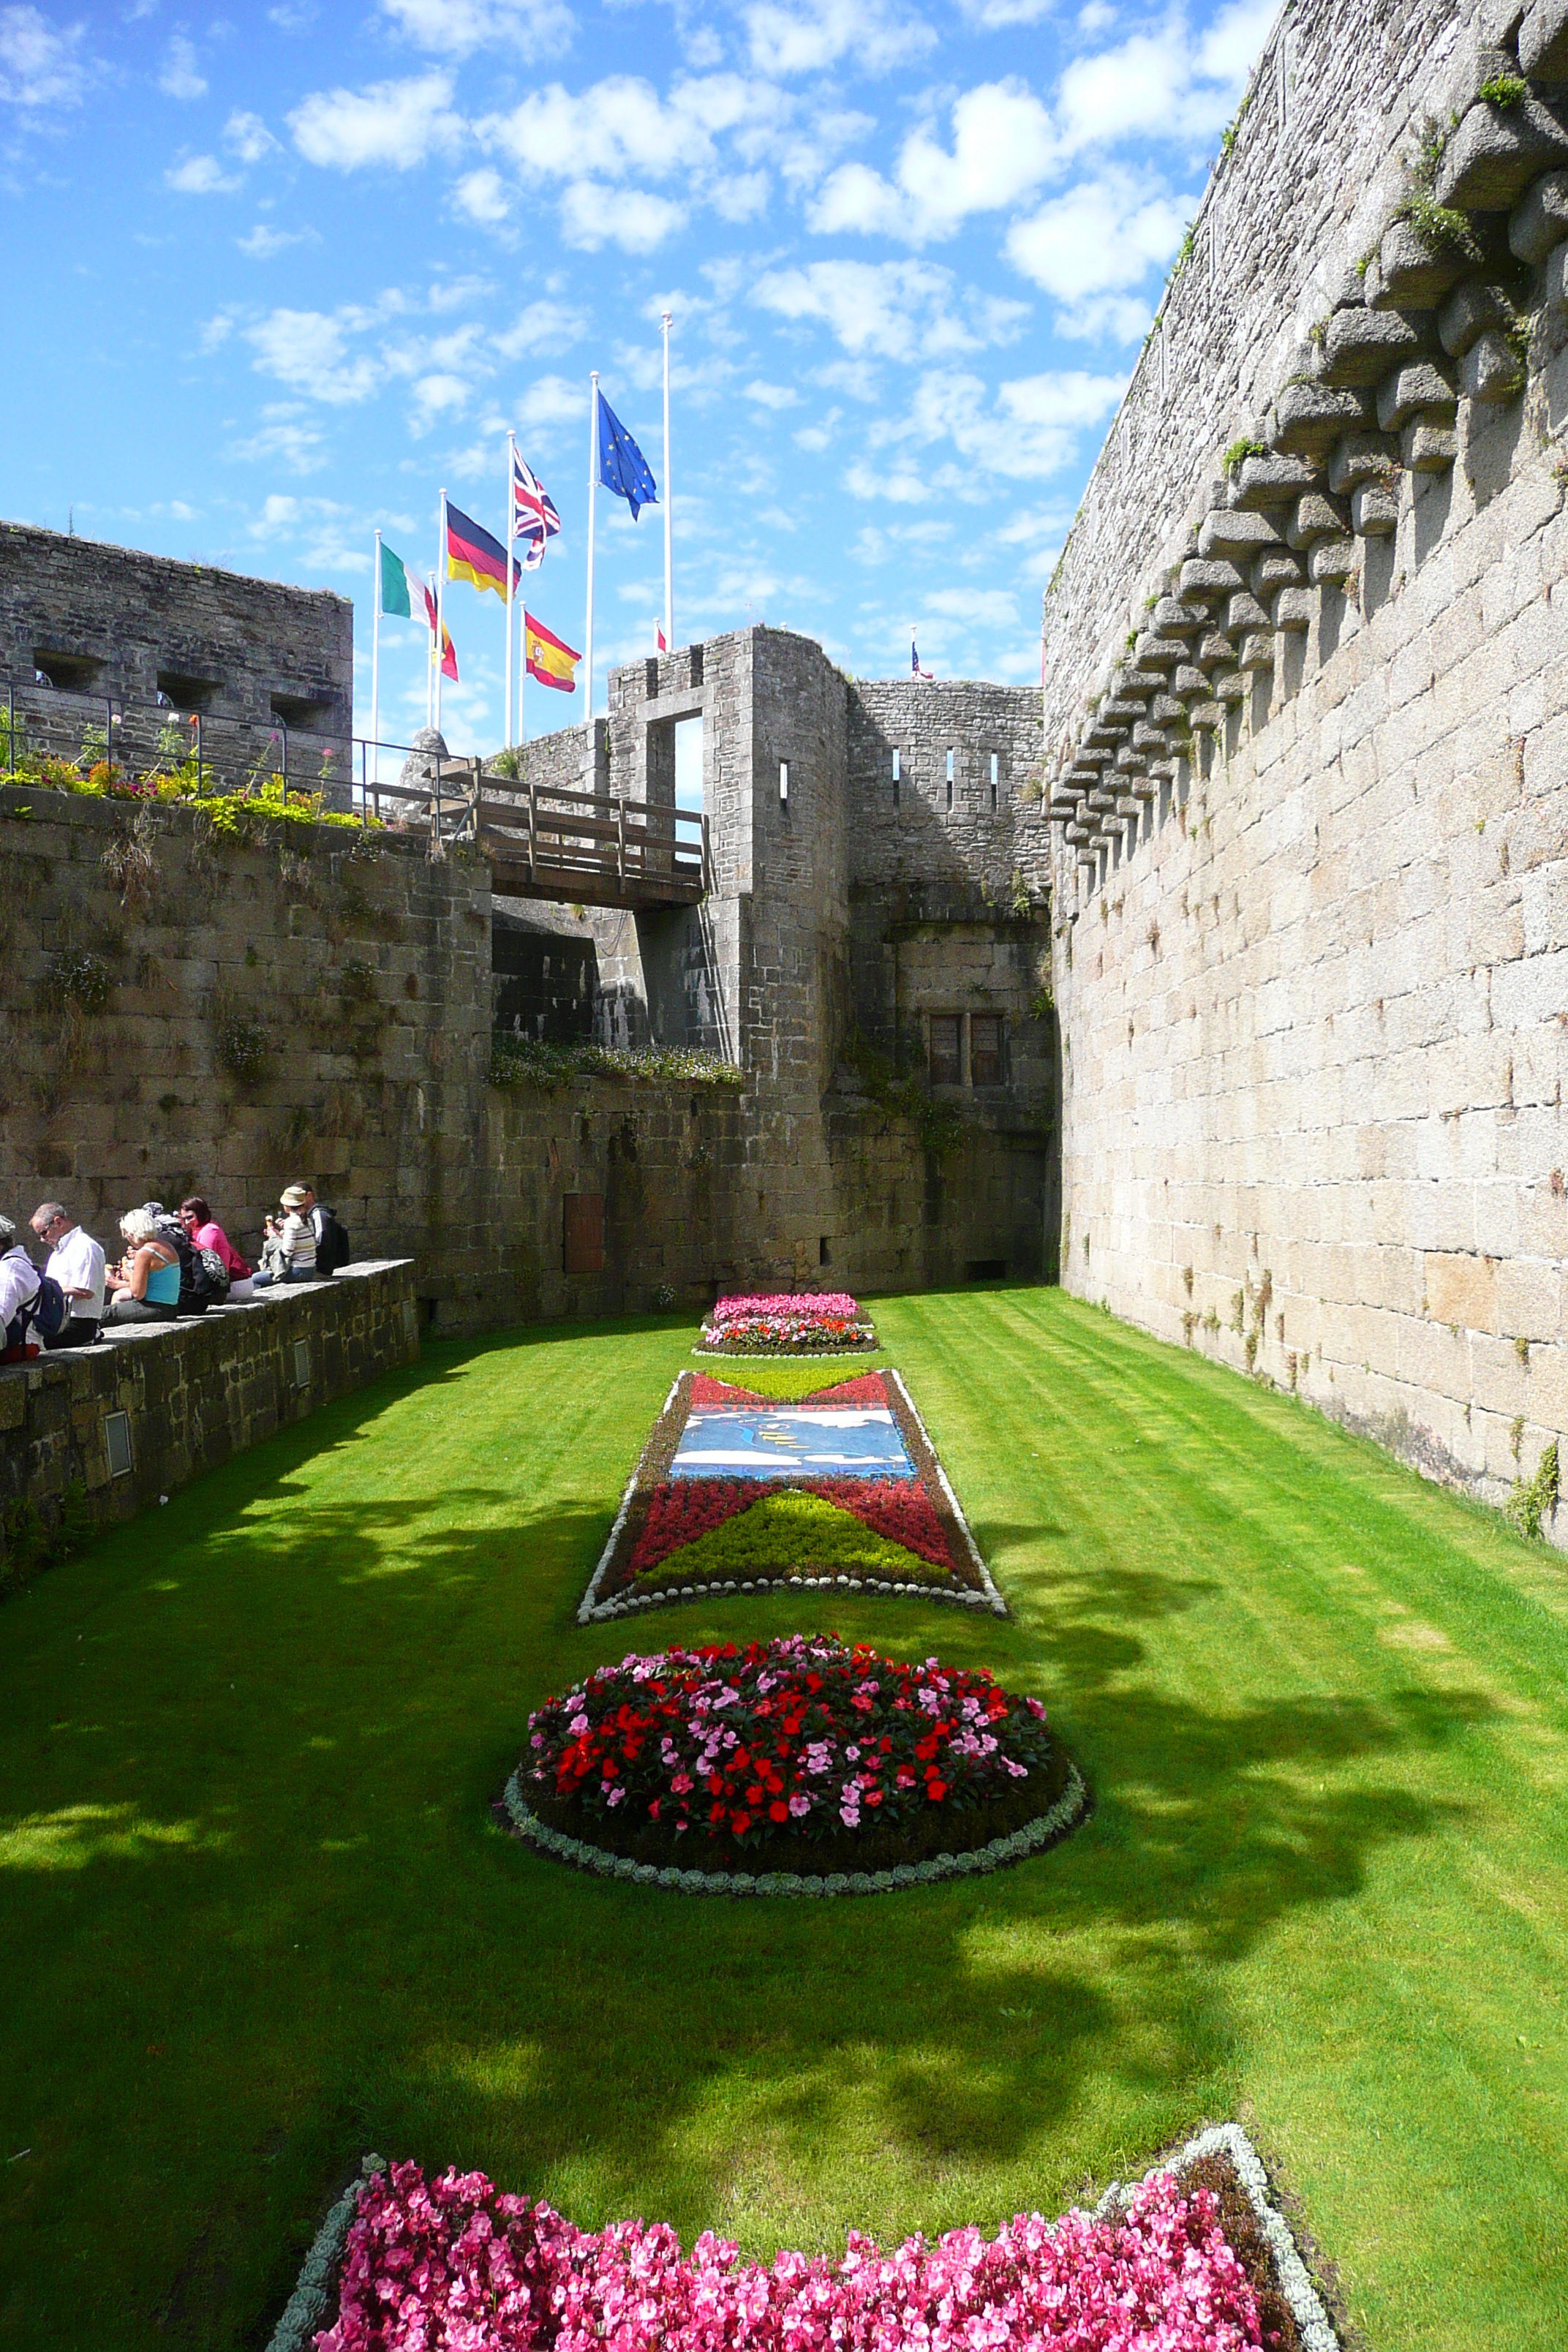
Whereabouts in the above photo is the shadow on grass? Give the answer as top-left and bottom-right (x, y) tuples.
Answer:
(4, 1463), (1496, 2352)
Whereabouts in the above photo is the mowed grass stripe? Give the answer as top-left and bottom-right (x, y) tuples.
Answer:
(1, 1293), (1567, 2350)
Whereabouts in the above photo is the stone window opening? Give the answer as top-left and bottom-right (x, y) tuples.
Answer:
(971, 1014), (1004, 1087)
(946, 747), (954, 811)
(33, 649), (102, 693)
(778, 759), (789, 806)
(928, 1014), (961, 1087)
(271, 691), (334, 731)
(892, 747), (900, 807)
(159, 670), (219, 712)
(990, 752), (999, 813)
(819, 1235), (831, 1267)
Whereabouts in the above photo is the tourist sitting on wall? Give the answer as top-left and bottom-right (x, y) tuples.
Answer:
(0, 1214), (42, 1361)
(253, 1186), (318, 1287)
(29, 1202), (105, 1346)
(104, 1210), (182, 1325)
(179, 1196), (255, 1301)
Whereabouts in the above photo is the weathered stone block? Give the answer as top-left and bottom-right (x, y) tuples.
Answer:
(1509, 167), (1568, 263)
(1231, 452), (1322, 509)
(1226, 590), (1272, 631)
(1251, 549), (1303, 595)
(1309, 535), (1358, 584)
(1352, 480), (1401, 535)
(1270, 380), (1379, 454)
(1366, 219), (1466, 308)
(1436, 94), (1568, 212)
(1151, 596), (1207, 633)
(1178, 557), (1247, 603)
(1197, 509), (1282, 559)
(1321, 305), (1428, 385)
(1237, 633), (1275, 672)
(1273, 587), (1316, 631)
(1286, 490), (1352, 548)
(1376, 359), (1459, 431)
(1425, 1249), (1499, 1330)
(1329, 431), (1401, 493)
(1520, 0), (1568, 83)
(1461, 326), (1527, 399)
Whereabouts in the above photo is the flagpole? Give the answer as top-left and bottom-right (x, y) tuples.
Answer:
(585, 371), (598, 753)
(371, 528), (382, 796)
(519, 609), (527, 747)
(435, 486), (448, 736)
(425, 574), (434, 731)
(661, 312), (674, 652)
(505, 431), (516, 754)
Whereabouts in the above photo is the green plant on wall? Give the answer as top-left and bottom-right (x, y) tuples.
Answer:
(1507, 1439), (1558, 1539)
(45, 948), (112, 1014)
(843, 1030), (968, 1158)
(488, 1038), (745, 1092)
(216, 1009), (271, 1088)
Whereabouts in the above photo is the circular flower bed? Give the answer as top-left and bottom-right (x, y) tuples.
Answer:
(505, 1635), (1085, 1889)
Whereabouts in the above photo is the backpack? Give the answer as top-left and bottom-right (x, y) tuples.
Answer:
(25, 1273), (68, 1342)
(148, 1215), (221, 1313)
(314, 1206), (352, 1277)
(192, 1246), (232, 1304)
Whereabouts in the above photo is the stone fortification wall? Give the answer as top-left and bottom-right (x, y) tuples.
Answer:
(1044, 0), (1568, 1529)
(0, 522), (353, 797)
(0, 1259), (418, 1569)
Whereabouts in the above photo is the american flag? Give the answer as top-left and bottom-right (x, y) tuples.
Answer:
(511, 453), (562, 573)
(911, 633), (934, 681)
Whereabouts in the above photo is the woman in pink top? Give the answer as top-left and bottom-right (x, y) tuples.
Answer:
(179, 1196), (256, 1301)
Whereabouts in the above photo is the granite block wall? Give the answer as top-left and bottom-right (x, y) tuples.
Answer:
(0, 1259), (419, 1567)
(1044, 0), (1568, 1531)
(0, 521), (353, 799)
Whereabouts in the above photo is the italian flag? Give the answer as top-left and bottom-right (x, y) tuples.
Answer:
(380, 541), (435, 631)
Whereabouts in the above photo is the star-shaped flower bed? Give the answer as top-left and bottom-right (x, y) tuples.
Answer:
(578, 1370), (1006, 1621)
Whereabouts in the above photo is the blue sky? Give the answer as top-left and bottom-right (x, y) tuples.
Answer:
(1, 0), (1273, 755)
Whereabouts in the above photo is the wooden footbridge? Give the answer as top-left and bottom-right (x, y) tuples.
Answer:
(366, 761), (708, 913)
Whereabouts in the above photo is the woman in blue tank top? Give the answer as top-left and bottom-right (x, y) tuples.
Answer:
(105, 1209), (181, 1325)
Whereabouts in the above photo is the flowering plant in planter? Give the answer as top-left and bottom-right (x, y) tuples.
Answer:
(314, 2161), (1275, 2352)
(698, 1292), (878, 1355)
(518, 1634), (1067, 1874)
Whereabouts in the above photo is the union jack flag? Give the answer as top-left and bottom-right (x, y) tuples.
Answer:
(511, 452), (562, 572)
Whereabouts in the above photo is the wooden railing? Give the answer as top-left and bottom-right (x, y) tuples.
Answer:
(363, 759), (709, 911)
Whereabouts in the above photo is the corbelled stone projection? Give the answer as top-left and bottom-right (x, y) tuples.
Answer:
(1042, 0), (1568, 1534)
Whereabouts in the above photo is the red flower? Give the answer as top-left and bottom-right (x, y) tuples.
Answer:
(769, 1800), (789, 1823)
(927, 1779), (947, 1801)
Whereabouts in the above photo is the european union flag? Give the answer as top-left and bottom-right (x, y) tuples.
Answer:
(597, 389), (657, 520)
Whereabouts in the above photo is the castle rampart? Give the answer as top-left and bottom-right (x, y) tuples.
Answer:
(1044, 0), (1568, 1529)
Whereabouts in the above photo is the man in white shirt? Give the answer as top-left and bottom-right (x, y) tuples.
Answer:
(0, 1213), (42, 1361)
(29, 1202), (106, 1346)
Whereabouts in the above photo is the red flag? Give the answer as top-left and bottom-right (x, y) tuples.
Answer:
(440, 621), (458, 682)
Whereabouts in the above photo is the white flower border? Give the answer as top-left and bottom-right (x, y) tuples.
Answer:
(577, 1368), (1007, 1624)
(265, 2155), (388, 2352)
(500, 1759), (1088, 1896)
(1093, 2122), (1341, 2352)
(271, 2116), (1338, 2352)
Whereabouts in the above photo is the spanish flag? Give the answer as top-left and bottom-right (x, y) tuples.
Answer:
(445, 500), (520, 600)
(525, 611), (581, 693)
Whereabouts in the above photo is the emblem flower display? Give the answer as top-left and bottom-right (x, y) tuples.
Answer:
(315, 2161), (1273, 2352)
(521, 1635), (1056, 1858)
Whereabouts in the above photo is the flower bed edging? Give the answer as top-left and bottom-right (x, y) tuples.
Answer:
(265, 2157), (387, 2352)
(501, 1757), (1088, 1895)
(577, 1368), (1007, 1624)
(1095, 2124), (1341, 2352)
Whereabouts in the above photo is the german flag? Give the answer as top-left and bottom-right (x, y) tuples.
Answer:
(524, 612), (581, 693)
(445, 500), (520, 600)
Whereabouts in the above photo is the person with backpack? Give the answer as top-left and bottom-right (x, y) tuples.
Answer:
(104, 1210), (183, 1326)
(178, 1197), (253, 1301)
(137, 1199), (226, 1313)
(0, 1213), (44, 1362)
(30, 1202), (106, 1346)
(301, 1186), (353, 1278)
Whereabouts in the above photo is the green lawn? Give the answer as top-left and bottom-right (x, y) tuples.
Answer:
(2, 1289), (1567, 2350)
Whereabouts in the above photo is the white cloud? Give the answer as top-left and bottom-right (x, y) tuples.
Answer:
(810, 80), (1057, 241)
(794, 404), (840, 451)
(158, 33), (206, 99)
(559, 181), (685, 250)
(516, 372), (587, 432)
(494, 299), (589, 360)
(237, 223), (317, 257)
(479, 73), (772, 188)
(453, 165), (510, 220)
(754, 259), (1026, 360)
(244, 305), (391, 403)
(232, 404), (328, 472)
(380, 0), (574, 52)
(225, 110), (279, 162)
(924, 585), (1020, 629)
(744, 380), (799, 409)
(1055, 4), (1270, 151)
(290, 71), (462, 170)
(1005, 169), (1189, 334)
(0, 5), (89, 106)
(742, 0), (934, 77)
(850, 364), (1122, 493)
(165, 154), (241, 195)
